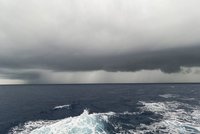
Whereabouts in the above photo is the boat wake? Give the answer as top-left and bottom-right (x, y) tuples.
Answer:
(9, 110), (114, 134)
(9, 101), (200, 134)
(136, 101), (200, 133)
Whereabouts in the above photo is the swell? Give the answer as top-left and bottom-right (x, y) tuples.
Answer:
(9, 100), (200, 134)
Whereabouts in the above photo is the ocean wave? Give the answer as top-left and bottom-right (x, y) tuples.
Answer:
(9, 110), (115, 134)
(136, 101), (200, 134)
(53, 104), (71, 110)
(159, 94), (196, 102)
(10, 120), (57, 134)
(159, 94), (179, 98)
(9, 101), (200, 134)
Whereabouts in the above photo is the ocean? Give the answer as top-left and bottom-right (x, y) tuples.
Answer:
(0, 84), (200, 134)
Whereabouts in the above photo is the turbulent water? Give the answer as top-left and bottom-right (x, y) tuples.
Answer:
(0, 84), (200, 134)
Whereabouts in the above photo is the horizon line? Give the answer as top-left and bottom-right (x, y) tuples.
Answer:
(1, 82), (200, 86)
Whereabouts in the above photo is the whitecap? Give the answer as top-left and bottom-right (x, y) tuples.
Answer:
(159, 94), (179, 98)
(9, 101), (200, 134)
(135, 101), (200, 134)
(53, 104), (71, 110)
(9, 110), (115, 134)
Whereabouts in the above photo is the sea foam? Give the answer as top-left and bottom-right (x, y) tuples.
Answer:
(10, 101), (200, 134)
(53, 104), (71, 110)
(136, 101), (200, 134)
(10, 110), (115, 134)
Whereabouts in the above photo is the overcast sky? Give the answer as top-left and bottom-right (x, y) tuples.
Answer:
(0, 0), (200, 84)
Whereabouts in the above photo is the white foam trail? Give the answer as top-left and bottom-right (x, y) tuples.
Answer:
(10, 110), (115, 134)
(159, 94), (179, 98)
(136, 101), (200, 134)
(10, 120), (57, 134)
(53, 104), (71, 110)
(9, 101), (200, 134)
(159, 94), (196, 101)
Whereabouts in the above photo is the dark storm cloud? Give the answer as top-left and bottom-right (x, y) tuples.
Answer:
(1, 0), (200, 83)
(0, 45), (200, 74)
(0, 69), (41, 81)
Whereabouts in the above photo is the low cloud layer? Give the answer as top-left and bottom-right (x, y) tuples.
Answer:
(0, 0), (200, 83)
(0, 45), (200, 73)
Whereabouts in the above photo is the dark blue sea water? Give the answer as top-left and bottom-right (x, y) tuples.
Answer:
(0, 84), (200, 134)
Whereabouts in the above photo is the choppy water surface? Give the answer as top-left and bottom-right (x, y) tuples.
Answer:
(0, 84), (200, 134)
